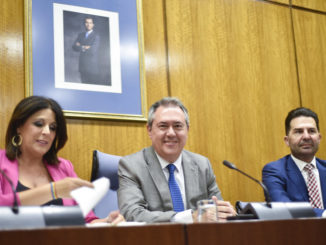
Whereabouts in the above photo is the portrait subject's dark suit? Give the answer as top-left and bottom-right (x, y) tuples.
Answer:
(73, 31), (100, 84)
(118, 146), (222, 223)
(262, 154), (326, 217)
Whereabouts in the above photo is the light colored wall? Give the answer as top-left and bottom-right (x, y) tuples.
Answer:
(1, 0), (326, 205)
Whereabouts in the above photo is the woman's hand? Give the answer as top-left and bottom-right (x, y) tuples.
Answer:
(55, 177), (94, 198)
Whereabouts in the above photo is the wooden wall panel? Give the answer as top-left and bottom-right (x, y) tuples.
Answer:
(164, 0), (299, 204)
(60, 119), (150, 179)
(292, 9), (326, 160)
(141, 0), (170, 104)
(292, 0), (326, 12)
(0, 0), (25, 150)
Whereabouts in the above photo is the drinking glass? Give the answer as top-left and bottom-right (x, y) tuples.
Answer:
(197, 199), (218, 222)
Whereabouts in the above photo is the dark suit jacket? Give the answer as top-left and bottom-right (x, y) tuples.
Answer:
(262, 154), (326, 217)
(72, 31), (99, 75)
(118, 146), (222, 223)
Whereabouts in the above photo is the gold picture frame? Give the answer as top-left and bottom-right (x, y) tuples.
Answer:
(24, 0), (147, 121)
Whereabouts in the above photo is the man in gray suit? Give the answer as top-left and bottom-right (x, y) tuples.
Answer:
(118, 97), (236, 223)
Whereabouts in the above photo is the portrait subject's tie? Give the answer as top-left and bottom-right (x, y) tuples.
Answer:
(304, 163), (323, 209)
(167, 164), (184, 212)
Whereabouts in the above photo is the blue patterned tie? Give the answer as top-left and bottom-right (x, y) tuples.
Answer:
(167, 164), (184, 212)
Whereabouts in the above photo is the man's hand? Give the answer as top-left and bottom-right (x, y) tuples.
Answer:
(192, 209), (199, 222)
(106, 210), (125, 225)
(212, 196), (237, 221)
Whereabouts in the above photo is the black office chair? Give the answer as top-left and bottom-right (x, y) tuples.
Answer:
(91, 150), (121, 218)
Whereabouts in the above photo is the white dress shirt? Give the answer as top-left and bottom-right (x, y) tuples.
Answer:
(155, 152), (193, 223)
(85, 30), (93, 38)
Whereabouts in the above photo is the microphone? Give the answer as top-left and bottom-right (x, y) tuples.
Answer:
(0, 168), (19, 214)
(0, 168), (85, 229)
(222, 160), (272, 207)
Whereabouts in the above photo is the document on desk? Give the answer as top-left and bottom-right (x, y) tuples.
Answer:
(86, 221), (146, 227)
(70, 177), (110, 217)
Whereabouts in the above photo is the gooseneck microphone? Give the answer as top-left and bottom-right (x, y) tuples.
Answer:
(0, 168), (19, 214)
(0, 169), (85, 229)
(222, 160), (272, 207)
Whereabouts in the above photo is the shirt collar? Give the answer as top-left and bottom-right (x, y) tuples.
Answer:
(155, 151), (183, 172)
(291, 154), (316, 172)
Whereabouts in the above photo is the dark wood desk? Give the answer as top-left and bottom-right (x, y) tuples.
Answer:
(187, 218), (326, 245)
(0, 223), (185, 245)
(1, 218), (325, 245)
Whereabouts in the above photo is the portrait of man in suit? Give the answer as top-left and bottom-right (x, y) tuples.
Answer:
(72, 16), (100, 84)
(118, 97), (236, 223)
(262, 107), (326, 217)
(60, 10), (112, 87)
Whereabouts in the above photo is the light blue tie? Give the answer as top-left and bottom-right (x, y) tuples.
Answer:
(167, 164), (184, 212)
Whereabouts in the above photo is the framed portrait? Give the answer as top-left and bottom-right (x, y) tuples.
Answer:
(24, 0), (147, 121)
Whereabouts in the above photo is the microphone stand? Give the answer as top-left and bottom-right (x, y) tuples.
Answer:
(0, 168), (19, 214)
(222, 160), (271, 207)
(222, 160), (315, 220)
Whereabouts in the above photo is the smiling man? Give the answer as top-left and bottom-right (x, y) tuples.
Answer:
(262, 107), (326, 217)
(118, 97), (236, 223)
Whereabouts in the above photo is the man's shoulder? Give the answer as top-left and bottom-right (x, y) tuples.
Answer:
(121, 149), (142, 161)
(263, 155), (291, 170)
(182, 149), (208, 161)
(182, 150), (211, 170)
(77, 31), (86, 37)
(88, 31), (99, 39)
(121, 147), (152, 164)
(316, 157), (326, 167)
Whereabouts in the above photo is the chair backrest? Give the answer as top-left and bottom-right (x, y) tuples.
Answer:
(91, 150), (121, 218)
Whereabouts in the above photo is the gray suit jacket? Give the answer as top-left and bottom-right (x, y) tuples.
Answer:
(118, 146), (222, 223)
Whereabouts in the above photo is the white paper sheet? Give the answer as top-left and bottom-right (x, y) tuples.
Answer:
(70, 177), (110, 217)
(86, 221), (146, 227)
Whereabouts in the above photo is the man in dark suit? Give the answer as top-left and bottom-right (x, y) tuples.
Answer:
(262, 107), (326, 217)
(118, 97), (236, 223)
(73, 16), (99, 84)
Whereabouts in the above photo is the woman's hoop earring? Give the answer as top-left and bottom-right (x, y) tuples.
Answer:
(12, 135), (23, 147)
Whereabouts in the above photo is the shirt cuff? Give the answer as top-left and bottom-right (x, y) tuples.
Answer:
(171, 209), (193, 223)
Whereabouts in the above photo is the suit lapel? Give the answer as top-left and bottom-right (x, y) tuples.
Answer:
(87, 31), (95, 40)
(316, 159), (326, 207)
(143, 147), (173, 209)
(286, 156), (309, 202)
(182, 151), (199, 209)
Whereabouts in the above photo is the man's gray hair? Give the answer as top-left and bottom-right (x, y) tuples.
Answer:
(147, 97), (190, 128)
